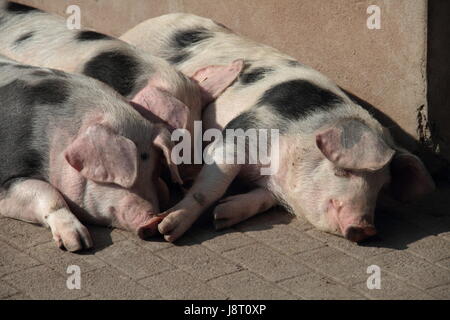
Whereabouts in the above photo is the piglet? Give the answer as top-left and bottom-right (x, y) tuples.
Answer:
(0, 55), (180, 251)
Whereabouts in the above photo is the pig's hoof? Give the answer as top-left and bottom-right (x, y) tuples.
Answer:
(157, 209), (193, 242)
(137, 216), (164, 239)
(52, 224), (93, 252)
(48, 209), (94, 252)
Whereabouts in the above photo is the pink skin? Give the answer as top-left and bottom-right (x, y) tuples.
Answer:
(17, 113), (182, 251)
(327, 199), (377, 243)
(271, 129), (392, 243)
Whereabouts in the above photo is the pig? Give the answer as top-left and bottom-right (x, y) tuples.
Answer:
(0, 1), (243, 164)
(120, 13), (435, 243)
(0, 55), (183, 251)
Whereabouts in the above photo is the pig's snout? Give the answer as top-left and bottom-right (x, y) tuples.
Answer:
(343, 225), (377, 243)
(328, 199), (377, 243)
(136, 215), (164, 240)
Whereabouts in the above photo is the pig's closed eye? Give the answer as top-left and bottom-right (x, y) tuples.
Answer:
(335, 168), (350, 178)
(140, 153), (149, 161)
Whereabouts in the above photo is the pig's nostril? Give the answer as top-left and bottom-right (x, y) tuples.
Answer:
(344, 226), (377, 242)
(364, 226), (377, 237)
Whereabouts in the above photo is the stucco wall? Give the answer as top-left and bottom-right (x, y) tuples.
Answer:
(16, 0), (447, 164)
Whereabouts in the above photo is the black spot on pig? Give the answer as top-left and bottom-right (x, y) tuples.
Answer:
(257, 80), (344, 120)
(25, 79), (70, 105)
(76, 31), (112, 41)
(83, 50), (140, 97)
(14, 31), (34, 46)
(240, 67), (274, 85)
(13, 64), (33, 69)
(6, 2), (41, 14)
(286, 60), (303, 67)
(168, 52), (191, 65)
(0, 80), (44, 185)
(225, 111), (259, 132)
(168, 28), (213, 64)
(31, 70), (52, 77)
(173, 28), (213, 49)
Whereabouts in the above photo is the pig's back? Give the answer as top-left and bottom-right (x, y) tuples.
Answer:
(122, 13), (354, 131)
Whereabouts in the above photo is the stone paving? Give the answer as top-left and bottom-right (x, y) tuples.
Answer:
(1, 185), (449, 300)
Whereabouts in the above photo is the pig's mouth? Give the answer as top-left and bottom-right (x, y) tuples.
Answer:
(137, 215), (164, 239)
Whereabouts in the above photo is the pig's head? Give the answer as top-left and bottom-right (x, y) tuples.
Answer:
(274, 118), (435, 242)
(63, 114), (181, 239)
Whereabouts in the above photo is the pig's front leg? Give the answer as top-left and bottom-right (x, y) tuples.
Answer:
(158, 163), (242, 242)
(213, 188), (277, 230)
(0, 179), (93, 252)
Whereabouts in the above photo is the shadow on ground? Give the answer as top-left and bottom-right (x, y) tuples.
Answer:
(159, 183), (450, 251)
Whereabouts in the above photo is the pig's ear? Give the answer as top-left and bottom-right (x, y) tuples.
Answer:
(64, 124), (138, 188)
(152, 124), (183, 185)
(191, 59), (244, 105)
(389, 150), (435, 202)
(316, 119), (395, 171)
(131, 86), (189, 129)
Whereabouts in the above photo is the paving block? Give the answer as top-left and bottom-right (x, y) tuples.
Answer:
(132, 236), (175, 252)
(208, 270), (295, 300)
(406, 235), (450, 262)
(2, 265), (89, 300)
(5, 293), (32, 300)
(223, 243), (310, 282)
(306, 229), (393, 259)
(26, 241), (106, 276)
(294, 246), (371, 285)
(436, 257), (450, 270)
(352, 275), (436, 300)
(427, 284), (450, 300)
(279, 272), (365, 300)
(240, 224), (325, 255)
(81, 267), (160, 300)
(0, 280), (19, 299)
(193, 226), (256, 253)
(156, 244), (242, 281)
(94, 240), (174, 280)
(0, 240), (41, 277)
(87, 226), (127, 250)
(368, 251), (450, 289)
(140, 269), (227, 299)
(0, 219), (51, 249)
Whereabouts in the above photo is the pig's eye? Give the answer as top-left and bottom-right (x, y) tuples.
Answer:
(334, 168), (350, 178)
(140, 153), (149, 161)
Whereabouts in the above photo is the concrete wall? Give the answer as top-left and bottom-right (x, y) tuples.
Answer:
(15, 1), (449, 167)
